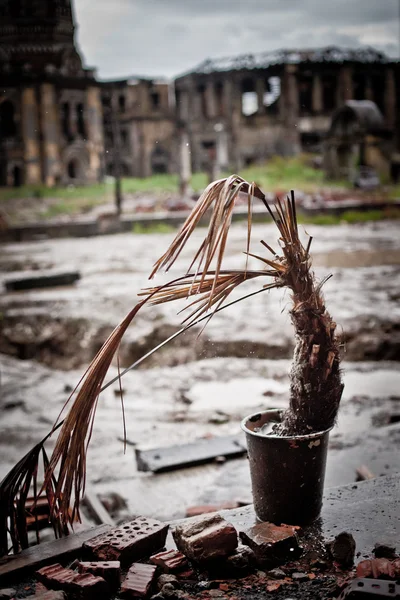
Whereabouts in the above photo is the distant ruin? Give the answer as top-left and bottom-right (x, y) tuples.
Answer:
(0, 0), (398, 187)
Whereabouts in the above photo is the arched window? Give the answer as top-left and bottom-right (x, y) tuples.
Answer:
(0, 100), (17, 138)
(12, 165), (22, 187)
(61, 102), (71, 139)
(67, 159), (79, 179)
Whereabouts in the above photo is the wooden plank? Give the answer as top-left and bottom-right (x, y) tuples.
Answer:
(135, 435), (247, 473)
(0, 524), (110, 584)
(4, 271), (80, 291)
(82, 490), (115, 526)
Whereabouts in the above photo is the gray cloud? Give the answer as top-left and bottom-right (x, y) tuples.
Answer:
(74, 0), (399, 80)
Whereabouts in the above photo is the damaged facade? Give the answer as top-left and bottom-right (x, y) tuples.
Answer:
(0, 0), (398, 186)
(0, 0), (104, 186)
(175, 47), (398, 172)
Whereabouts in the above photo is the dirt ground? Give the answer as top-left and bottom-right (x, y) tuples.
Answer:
(0, 219), (399, 523)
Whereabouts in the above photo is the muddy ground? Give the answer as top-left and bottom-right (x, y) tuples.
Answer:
(0, 219), (399, 523)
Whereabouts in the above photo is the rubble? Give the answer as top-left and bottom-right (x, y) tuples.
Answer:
(0, 590), (17, 600)
(239, 522), (300, 565)
(373, 542), (397, 559)
(356, 557), (400, 579)
(150, 549), (189, 573)
(172, 513), (238, 563)
(327, 532), (356, 567)
(156, 574), (180, 590)
(121, 563), (157, 598)
(36, 563), (109, 598)
(77, 561), (120, 589)
(224, 544), (255, 571)
(29, 592), (66, 600)
(83, 517), (169, 565)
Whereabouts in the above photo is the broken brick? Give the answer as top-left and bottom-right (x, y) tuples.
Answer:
(239, 522), (299, 565)
(173, 513), (238, 563)
(0, 590), (17, 600)
(150, 550), (188, 573)
(356, 558), (400, 579)
(121, 563), (157, 598)
(36, 563), (109, 598)
(291, 572), (308, 582)
(225, 545), (255, 571)
(175, 569), (196, 581)
(327, 532), (356, 567)
(185, 503), (239, 518)
(32, 593), (66, 600)
(83, 517), (168, 565)
(78, 561), (120, 590)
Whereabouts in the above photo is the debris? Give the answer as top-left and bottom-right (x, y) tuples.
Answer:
(121, 563), (157, 598)
(150, 550), (188, 573)
(239, 522), (300, 565)
(175, 569), (196, 581)
(208, 412), (229, 425)
(225, 545), (255, 570)
(36, 563), (109, 598)
(0, 589), (17, 600)
(337, 578), (400, 599)
(29, 592), (66, 600)
(77, 561), (120, 589)
(156, 574), (180, 590)
(291, 572), (309, 582)
(0, 525), (111, 581)
(4, 271), (80, 291)
(355, 465), (375, 481)
(267, 568), (286, 579)
(173, 513), (238, 563)
(82, 490), (115, 526)
(327, 532), (356, 567)
(373, 542), (397, 559)
(135, 435), (246, 473)
(83, 517), (169, 565)
(185, 502), (240, 518)
(356, 557), (400, 579)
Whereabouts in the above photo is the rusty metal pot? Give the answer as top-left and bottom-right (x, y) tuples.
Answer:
(241, 408), (332, 525)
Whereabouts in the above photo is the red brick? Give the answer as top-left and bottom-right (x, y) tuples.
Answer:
(33, 593), (66, 600)
(356, 558), (400, 579)
(239, 522), (299, 565)
(36, 563), (109, 598)
(175, 569), (196, 581)
(185, 503), (239, 518)
(78, 561), (120, 589)
(150, 550), (188, 573)
(173, 513), (238, 564)
(120, 563), (157, 598)
(83, 517), (168, 565)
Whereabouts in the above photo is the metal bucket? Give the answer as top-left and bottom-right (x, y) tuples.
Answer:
(241, 409), (332, 525)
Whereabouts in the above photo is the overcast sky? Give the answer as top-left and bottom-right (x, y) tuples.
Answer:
(73, 0), (399, 80)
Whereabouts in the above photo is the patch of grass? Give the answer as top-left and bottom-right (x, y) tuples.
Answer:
(132, 222), (176, 234)
(297, 207), (400, 226)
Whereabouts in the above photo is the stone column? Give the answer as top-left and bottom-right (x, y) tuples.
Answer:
(385, 68), (396, 128)
(178, 129), (192, 196)
(337, 67), (353, 105)
(40, 83), (61, 186)
(86, 86), (105, 182)
(312, 74), (323, 114)
(280, 65), (300, 154)
(256, 78), (265, 114)
(205, 81), (217, 118)
(21, 87), (41, 184)
(365, 76), (373, 101)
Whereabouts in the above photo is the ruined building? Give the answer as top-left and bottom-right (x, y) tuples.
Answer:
(0, 0), (398, 187)
(100, 78), (175, 178)
(0, 0), (105, 187)
(174, 47), (398, 172)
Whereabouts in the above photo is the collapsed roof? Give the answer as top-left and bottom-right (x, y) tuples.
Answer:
(183, 46), (393, 76)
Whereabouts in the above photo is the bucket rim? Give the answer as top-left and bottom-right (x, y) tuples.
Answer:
(240, 408), (334, 441)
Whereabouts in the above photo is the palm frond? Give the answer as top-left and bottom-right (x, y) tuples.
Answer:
(0, 423), (65, 556)
(43, 302), (144, 529)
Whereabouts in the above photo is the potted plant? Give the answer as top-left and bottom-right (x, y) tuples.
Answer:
(0, 175), (343, 555)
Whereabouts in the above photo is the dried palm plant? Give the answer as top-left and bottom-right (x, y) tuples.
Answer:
(0, 174), (343, 554)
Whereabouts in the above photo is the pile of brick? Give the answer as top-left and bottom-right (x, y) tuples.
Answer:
(1, 510), (306, 599)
